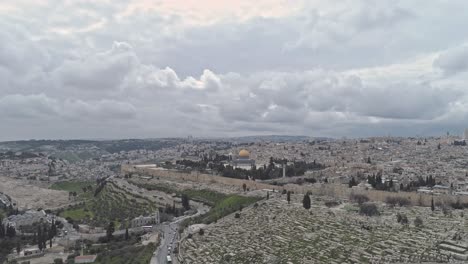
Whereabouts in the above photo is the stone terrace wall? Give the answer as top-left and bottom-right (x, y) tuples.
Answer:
(122, 164), (275, 191)
(122, 165), (468, 207)
(286, 184), (468, 207)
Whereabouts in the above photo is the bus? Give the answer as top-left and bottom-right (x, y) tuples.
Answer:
(166, 255), (172, 263)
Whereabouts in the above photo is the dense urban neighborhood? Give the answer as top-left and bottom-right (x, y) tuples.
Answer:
(1, 135), (468, 263)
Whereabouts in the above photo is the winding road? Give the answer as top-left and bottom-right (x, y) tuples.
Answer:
(151, 206), (209, 264)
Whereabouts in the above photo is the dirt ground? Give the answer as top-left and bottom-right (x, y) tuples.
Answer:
(0, 176), (69, 210)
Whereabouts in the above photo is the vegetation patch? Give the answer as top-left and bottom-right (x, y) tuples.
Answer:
(180, 194), (261, 231)
(93, 243), (155, 264)
(50, 180), (95, 200)
(56, 182), (157, 228)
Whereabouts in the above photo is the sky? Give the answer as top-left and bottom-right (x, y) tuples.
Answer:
(1, 0), (468, 140)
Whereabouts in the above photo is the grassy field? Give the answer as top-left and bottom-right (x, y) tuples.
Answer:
(181, 189), (227, 206)
(128, 181), (177, 195)
(129, 181), (228, 205)
(50, 180), (95, 200)
(193, 194), (260, 224)
(60, 207), (94, 221)
(50, 180), (95, 192)
(178, 193), (261, 232)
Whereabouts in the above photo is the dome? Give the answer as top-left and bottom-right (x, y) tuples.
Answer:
(239, 149), (250, 158)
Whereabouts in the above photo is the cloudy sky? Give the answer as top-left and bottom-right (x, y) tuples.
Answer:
(1, 0), (468, 140)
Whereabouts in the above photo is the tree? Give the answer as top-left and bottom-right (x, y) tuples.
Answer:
(302, 194), (311, 209)
(348, 177), (357, 188)
(7, 224), (16, 238)
(16, 241), (21, 255)
(431, 197), (435, 212)
(359, 203), (379, 217)
(287, 191), (291, 204)
(106, 222), (115, 240)
(242, 183), (247, 192)
(396, 213), (408, 224)
(181, 194), (190, 210)
(48, 224), (54, 248)
(50, 220), (57, 237)
(125, 228), (129, 241)
(350, 194), (369, 205)
(42, 225), (48, 250)
(0, 221), (5, 238)
(38, 226), (44, 251)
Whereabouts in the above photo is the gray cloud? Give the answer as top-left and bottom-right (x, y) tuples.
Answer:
(434, 44), (468, 75)
(1, 0), (468, 140)
(0, 94), (59, 119)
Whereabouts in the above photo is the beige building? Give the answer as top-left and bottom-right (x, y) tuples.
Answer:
(131, 212), (160, 228)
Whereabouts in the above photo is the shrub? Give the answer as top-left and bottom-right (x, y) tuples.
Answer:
(359, 203), (379, 217)
(234, 213), (241, 218)
(414, 216), (423, 228)
(350, 194), (369, 205)
(324, 200), (340, 208)
(386, 197), (410, 207)
(442, 204), (451, 216)
(396, 213), (408, 224)
(450, 200), (468, 209)
(198, 229), (204, 236)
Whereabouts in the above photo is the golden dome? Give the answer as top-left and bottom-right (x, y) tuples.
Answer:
(239, 149), (250, 158)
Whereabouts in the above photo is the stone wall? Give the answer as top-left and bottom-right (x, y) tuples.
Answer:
(122, 164), (468, 207)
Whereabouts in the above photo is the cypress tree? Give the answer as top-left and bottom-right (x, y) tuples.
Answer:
(303, 194), (311, 209)
(38, 226), (43, 251)
(0, 221), (5, 238)
(16, 241), (21, 254)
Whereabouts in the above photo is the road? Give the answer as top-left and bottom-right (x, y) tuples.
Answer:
(151, 206), (209, 264)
